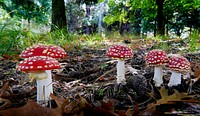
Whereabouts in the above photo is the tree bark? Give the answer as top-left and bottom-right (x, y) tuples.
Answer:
(85, 5), (90, 34)
(51, 0), (67, 31)
(156, 0), (165, 35)
(134, 9), (141, 36)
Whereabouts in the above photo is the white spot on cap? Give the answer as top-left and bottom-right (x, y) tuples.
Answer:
(42, 49), (48, 54)
(28, 62), (33, 65)
(37, 66), (42, 68)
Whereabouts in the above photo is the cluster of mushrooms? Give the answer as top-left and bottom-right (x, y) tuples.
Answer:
(16, 43), (190, 105)
(16, 44), (66, 105)
(146, 49), (191, 87)
(106, 45), (191, 88)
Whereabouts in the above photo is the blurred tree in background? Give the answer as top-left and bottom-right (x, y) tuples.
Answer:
(0, 0), (199, 36)
(51, 0), (67, 31)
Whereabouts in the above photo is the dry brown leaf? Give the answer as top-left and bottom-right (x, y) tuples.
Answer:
(132, 104), (139, 116)
(99, 100), (115, 112)
(156, 87), (194, 104)
(193, 63), (200, 78)
(94, 99), (119, 116)
(0, 81), (9, 97)
(117, 107), (131, 116)
(0, 81), (20, 99)
(2, 54), (11, 59)
(50, 93), (69, 114)
(189, 62), (200, 83)
(94, 107), (118, 116)
(50, 93), (68, 109)
(140, 103), (162, 116)
(132, 44), (139, 49)
(142, 87), (195, 115)
(125, 107), (131, 116)
(0, 100), (57, 116)
(0, 98), (11, 110)
(63, 95), (92, 115)
(117, 110), (127, 116)
(52, 94), (92, 115)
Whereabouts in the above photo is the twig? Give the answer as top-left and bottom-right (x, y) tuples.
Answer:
(93, 67), (116, 83)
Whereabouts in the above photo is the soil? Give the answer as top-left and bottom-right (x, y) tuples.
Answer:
(0, 39), (200, 115)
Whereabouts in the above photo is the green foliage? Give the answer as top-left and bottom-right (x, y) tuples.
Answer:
(47, 28), (77, 47)
(0, 29), (36, 56)
(80, 33), (105, 48)
(0, 18), (105, 57)
(103, 0), (199, 36)
(1, 0), (51, 24)
(164, 0), (200, 34)
(188, 29), (200, 52)
(103, 0), (129, 26)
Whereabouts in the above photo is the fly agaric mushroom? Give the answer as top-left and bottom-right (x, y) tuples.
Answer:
(20, 44), (66, 59)
(168, 54), (190, 87)
(16, 56), (60, 104)
(146, 49), (168, 87)
(106, 44), (133, 84)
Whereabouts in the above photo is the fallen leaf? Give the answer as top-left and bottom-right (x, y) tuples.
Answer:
(132, 104), (139, 116)
(189, 62), (200, 83)
(51, 94), (92, 115)
(156, 87), (194, 104)
(2, 54), (11, 59)
(142, 87), (195, 115)
(94, 99), (119, 116)
(193, 63), (200, 79)
(0, 81), (10, 97)
(99, 99), (114, 112)
(117, 107), (132, 116)
(63, 95), (92, 115)
(50, 93), (69, 114)
(0, 100), (57, 116)
(0, 98), (11, 110)
(132, 44), (139, 49)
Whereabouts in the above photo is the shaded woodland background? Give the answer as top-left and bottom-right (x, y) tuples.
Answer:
(0, 0), (199, 35)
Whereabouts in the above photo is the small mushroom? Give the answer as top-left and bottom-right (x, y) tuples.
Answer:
(146, 49), (168, 87)
(168, 54), (190, 87)
(16, 56), (60, 105)
(106, 44), (133, 84)
(20, 44), (66, 59)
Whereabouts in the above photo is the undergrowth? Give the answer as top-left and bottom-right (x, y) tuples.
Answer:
(0, 17), (199, 58)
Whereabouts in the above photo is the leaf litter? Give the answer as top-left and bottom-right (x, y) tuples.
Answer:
(0, 40), (200, 115)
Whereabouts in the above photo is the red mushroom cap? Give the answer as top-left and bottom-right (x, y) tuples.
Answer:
(20, 44), (66, 59)
(106, 44), (133, 59)
(16, 56), (60, 72)
(168, 55), (190, 72)
(146, 49), (168, 66)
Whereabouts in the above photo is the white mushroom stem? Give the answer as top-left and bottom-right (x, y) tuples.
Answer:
(35, 70), (53, 105)
(117, 59), (126, 84)
(168, 71), (182, 87)
(153, 66), (163, 87)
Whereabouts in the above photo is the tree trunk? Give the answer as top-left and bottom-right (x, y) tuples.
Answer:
(68, 4), (73, 32)
(154, 19), (157, 37)
(156, 0), (165, 35)
(51, 0), (67, 31)
(134, 9), (141, 36)
(85, 5), (90, 34)
(98, 3), (103, 36)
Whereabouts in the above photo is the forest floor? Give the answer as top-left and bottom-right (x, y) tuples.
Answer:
(0, 38), (200, 116)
